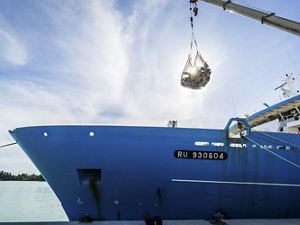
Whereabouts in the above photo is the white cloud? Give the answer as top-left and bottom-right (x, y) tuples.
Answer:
(0, 0), (130, 173)
(0, 27), (28, 66)
(0, 0), (207, 173)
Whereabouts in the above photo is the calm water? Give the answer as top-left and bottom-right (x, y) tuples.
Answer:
(0, 181), (68, 222)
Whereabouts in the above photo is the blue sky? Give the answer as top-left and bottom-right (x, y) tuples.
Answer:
(0, 0), (300, 174)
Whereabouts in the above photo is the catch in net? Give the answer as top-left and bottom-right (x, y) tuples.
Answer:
(181, 51), (211, 89)
(181, 0), (211, 90)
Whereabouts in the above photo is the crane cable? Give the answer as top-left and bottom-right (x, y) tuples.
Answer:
(189, 0), (206, 63)
(189, 1), (199, 58)
(181, 0), (211, 90)
(0, 142), (17, 149)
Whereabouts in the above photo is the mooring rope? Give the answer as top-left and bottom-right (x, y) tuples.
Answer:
(243, 135), (300, 169)
(0, 142), (17, 149)
(249, 127), (300, 150)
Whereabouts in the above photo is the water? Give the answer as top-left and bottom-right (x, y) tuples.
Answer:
(0, 181), (68, 222)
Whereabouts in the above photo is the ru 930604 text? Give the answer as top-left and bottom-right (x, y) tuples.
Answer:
(174, 150), (228, 160)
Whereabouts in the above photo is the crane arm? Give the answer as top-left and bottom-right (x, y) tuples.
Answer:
(199, 0), (300, 36)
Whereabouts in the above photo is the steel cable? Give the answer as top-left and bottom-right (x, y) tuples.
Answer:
(0, 142), (17, 149)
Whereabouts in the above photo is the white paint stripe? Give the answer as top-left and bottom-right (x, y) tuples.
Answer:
(171, 179), (300, 187)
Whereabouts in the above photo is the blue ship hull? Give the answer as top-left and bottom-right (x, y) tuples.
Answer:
(10, 124), (300, 221)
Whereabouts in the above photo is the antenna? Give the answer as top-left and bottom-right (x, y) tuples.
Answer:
(274, 73), (299, 98)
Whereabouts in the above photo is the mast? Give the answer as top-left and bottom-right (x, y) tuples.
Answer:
(199, 0), (300, 36)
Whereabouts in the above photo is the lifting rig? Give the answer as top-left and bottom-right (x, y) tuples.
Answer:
(187, 1), (300, 138)
(182, 0), (300, 90)
(197, 0), (300, 37)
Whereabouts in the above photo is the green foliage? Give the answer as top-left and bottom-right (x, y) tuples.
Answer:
(0, 170), (45, 181)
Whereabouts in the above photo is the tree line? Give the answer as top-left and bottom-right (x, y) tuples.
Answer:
(0, 170), (45, 181)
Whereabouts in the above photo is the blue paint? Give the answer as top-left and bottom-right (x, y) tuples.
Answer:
(10, 122), (300, 221)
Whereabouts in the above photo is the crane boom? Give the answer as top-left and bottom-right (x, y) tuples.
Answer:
(199, 0), (300, 36)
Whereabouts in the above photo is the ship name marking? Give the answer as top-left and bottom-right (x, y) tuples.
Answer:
(174, 150), (228, 160)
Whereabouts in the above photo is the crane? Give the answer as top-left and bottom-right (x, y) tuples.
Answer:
(198, 0), (300, 37)
(181, 0), (300, 90)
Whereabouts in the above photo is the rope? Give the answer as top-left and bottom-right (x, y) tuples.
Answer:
(243, 135), (300, 170)
(0, 142), (17, 149)
(246, 126), (300, 150)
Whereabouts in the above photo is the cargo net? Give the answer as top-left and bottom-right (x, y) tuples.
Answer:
(181, 51), (211, 90)
(181, 0), (211, 90)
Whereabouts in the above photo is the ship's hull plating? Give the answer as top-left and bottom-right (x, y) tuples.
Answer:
(11, 125), (300, 220)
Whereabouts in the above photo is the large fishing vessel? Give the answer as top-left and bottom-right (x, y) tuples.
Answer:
(6, 0), (300, 222)
(9, 74), (300, 221)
